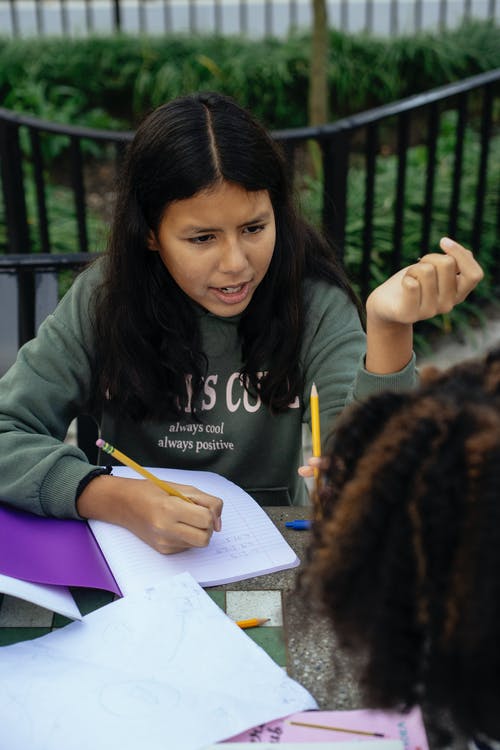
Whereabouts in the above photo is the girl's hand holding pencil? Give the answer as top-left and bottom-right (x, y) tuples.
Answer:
(76, 440), (223, 555)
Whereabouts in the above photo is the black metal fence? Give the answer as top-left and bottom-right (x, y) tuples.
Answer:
(1, 0), (498, 38)
(0, 68), (499, 358)
(1, 68), (499, 458)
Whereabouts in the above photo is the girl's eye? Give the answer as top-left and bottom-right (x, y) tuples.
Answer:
(244, 224), (265, 235)
(189, 234), (214, 244)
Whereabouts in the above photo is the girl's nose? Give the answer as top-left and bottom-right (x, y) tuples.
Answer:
(218, 238), (248, 274)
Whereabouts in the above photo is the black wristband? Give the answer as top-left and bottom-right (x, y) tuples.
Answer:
(75, 465), (112, 501)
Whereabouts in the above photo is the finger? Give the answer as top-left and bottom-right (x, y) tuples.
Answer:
(134, 519), (194, 556)
(151, 501), (215, 551)
(417, 252), (458, 312)
(309, 456), (325, 467)
(156, 541), (191, 555)
(400, 268), (423, 315)
(166, 496), (214, 533)
(298, 456), (329, 478)
(172, 484), (223, 532)
(171, 520), (214, 549)
(402, 271), (421, 296)
(439, 237), (484, 301)
(190, 493), (223, 532)
(414, 260), (439, 314)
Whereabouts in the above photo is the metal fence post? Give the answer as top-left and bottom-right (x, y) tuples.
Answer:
(112, 0), (121, 29)
(322, 130), (350, 260)
(0, 119), (30, 254)
(0, 118), (36, 348)
(0, 273), (19, 375)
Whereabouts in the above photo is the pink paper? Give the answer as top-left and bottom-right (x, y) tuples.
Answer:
(0, 502), (121, 595)
(224, 706), (429, 749)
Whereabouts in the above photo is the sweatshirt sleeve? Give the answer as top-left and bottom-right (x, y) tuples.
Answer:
(0, 264), (103, 519)
(301, 280), (418, 441)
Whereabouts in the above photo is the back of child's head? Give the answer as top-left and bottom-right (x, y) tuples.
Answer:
(303, 347), (500, 741)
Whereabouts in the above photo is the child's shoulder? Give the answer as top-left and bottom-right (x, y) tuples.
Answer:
(72, 256), (106, 289)
(302, 276), (358, 319)
(51, 256), (106, 325)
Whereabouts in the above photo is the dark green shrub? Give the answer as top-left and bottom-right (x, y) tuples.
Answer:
(0, 21), (499, 129)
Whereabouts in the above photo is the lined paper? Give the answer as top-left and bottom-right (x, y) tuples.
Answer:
(90, 467), (300, 594)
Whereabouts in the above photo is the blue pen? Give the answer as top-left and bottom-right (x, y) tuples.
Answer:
(285, 519), (311, 530)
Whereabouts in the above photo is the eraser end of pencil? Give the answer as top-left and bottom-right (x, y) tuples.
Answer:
(96, 438), (105, 448)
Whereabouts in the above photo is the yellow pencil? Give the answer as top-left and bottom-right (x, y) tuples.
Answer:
(236, 617), (270, 629)
(310, 383), (321, 458)
(310, 382), (321, 488)
(96, 438), (194, 504)
(289, 720), (385, 738)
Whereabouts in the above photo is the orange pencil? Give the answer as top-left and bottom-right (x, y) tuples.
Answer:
(236, 617), (270, 629)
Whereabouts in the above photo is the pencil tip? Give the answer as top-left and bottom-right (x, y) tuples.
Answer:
(311, 383), (318, 396)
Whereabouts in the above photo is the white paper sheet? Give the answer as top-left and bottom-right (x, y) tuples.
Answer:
(90, 468), (300, 594)
(209, 743), (404, 749)
(0, 572), (316, 750)
(0, 572), (82, 620)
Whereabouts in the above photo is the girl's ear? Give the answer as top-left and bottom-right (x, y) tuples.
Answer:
(147, 231), (160, 252)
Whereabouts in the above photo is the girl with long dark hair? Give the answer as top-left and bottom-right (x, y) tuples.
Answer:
(0, 92), (483, 553)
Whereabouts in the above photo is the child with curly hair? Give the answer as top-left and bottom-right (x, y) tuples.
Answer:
(302, 348), (500, 749)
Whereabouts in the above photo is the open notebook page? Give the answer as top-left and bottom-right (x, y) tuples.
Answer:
(89, 467), (300, 594)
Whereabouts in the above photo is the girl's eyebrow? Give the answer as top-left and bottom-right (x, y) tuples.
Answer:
(184, 211), (273, 234)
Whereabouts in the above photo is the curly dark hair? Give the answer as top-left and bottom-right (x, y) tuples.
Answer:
(301, 347), (500, 742)
(90, 91), (360, 422)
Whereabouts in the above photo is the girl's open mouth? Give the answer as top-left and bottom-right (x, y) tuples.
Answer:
(210, 282), (250, 305)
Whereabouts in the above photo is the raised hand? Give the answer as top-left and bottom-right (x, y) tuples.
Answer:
(366, 237), (484, 326)
(365, 238), (484, 374)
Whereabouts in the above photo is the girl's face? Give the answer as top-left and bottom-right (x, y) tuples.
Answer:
(148, 181), (276, 317)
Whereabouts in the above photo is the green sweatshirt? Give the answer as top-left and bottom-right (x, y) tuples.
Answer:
(0, 261), (416, 517)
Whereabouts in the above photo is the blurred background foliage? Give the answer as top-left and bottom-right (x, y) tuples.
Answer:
(0, 20), (499, 130)
(0, 19), (498, 347)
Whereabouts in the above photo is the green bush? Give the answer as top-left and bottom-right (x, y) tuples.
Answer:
(0, 21), (498, 349)
(0, 20), (499, 129)
(298, 109), (500, 348)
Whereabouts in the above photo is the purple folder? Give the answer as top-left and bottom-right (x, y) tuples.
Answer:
(0, 502), (121, 596)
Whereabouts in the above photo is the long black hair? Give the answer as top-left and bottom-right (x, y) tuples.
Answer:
(92, 91), (360, 421)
